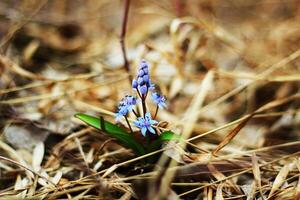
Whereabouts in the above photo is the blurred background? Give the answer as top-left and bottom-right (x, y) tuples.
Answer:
(1, 0), (299, 142)
(0, 0), (300, 198)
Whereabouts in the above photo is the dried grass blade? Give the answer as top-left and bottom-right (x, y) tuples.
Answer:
(246, 181), (257, 200)
(119, 191), (132, 200)
(182, 70), (214, 138)
(215, 183), (224, 200)
(14, 175), (24, 190)
(0, 54), (44, 80)
(102, 164), (118, 178)
(207, 164), (241, 194)
(72, 188), (92, 200)
(251, 153), (264, 199)
(203, 187), (213, 200)
(0, 156), (56, 187)
(0, 140), (33, 178)
(257, 93), (300, 113)
(212, 113), (254, 156)
(268, 161), (296, 198)
(295, 159), (300, 198)
(155, 71), (214, 200)
(27, 177), (38, 197)
(75, 137), (88, 166)
(208, 187), (213, 200)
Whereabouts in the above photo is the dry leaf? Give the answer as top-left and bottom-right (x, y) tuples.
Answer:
(268, 161), (296, 198)
(32, 142), (44, 171)
(51, 171), (63, 185)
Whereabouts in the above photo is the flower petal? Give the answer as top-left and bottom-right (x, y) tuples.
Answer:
(138, 85), (147, 95)
(150, 119), (158, 125)
(141, 127), (147, 136)
(145, 112), (151, 119)
(134, 121), (141, 128)
(148, 126), (156, 134)
(137, 77), (144, 85)
(132, 79), (138, 88)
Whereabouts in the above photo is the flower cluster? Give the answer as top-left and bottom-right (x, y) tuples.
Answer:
(132, 60), (155, 96)
(115, 60), (166, 136)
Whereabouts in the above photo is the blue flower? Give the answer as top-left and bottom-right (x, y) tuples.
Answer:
(138, 85), (147, 95)
(115, 95), (137, 121)
(132, 60), (155, 95)
(115, 105), (128, 121)
(151, 92), (167, 109)
(123, 95), (137, 111)
(132, 79), (138, 89)
(134, 112), (158, 136)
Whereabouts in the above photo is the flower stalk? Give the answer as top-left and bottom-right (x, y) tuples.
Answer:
(124, 116), (133, 133)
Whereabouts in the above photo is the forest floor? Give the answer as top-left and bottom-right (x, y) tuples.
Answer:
(0, 1), (300, 199)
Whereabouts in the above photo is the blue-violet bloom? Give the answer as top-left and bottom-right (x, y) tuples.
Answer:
(115, 106), (128, 122)
(132, 60), (155, 95)
(134, 112), (158, 136)
(115, 95), (137, 121)
(151, 92), (167, 109)
(132, 79), (138, 89)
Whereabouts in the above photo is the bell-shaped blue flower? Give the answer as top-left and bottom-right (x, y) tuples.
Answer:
(132, 79), (138, 89)
(115, 95), (137, 121)
(115, 105), (128, 121)
(138, 85), (147, 95)
(134, 112), (158, 136)
(132, 60), (155, 94)
(151, 92), (167, 109)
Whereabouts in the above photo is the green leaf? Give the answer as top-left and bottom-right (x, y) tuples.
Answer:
(74, 113), (145, 156)
(158, 131), (182, 142)
(144, 131), (182, 163)
(146, 131), (182, 153)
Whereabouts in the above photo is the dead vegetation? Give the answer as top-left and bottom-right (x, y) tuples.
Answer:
(0, 0), (300, 199)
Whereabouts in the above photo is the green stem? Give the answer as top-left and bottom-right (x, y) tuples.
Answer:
(132, 109), (139, 118)
(124, 116), (133, 133)
(137, 89), (142, 99)
(141, 95), (147, 117)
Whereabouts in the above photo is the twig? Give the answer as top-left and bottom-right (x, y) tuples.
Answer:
(173, 0), (185, 17)
(120, 0), (132, 83)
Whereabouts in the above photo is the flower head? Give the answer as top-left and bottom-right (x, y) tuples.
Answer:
(115, 106), (128, 122)
(151, 92), (167, 109)
(115, 95), (137, 121)
(134, 112), (158, 136)
(132, 60), (155, 95)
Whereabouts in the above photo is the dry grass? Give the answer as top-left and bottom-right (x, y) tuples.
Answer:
(0, 0), (300, 199)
